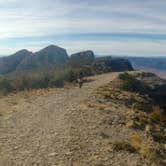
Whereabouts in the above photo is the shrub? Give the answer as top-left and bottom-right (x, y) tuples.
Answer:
(49, 78), (64, 88)
(0, 78), (13, 94)
(65, 69), (79, 82)
(112, 141), (137, 153)
(149, 106), (166, 123)
(18, 76), (31, 90)
(152, 131), (166, 143)
(119, 72), (147, 94)
(131, 133), (142, 151)
(133, 102), (152, 113)
(0, 66), (91, 95)
(140, 146), (159, 163)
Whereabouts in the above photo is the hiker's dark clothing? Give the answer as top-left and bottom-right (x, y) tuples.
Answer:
(78, 78), (83, 88)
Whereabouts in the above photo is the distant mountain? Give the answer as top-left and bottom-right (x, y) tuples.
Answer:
(17, 45), (69, 70)
(0, 45), (134, 75)
(0, 45), (69, 74)
(0, 49), (33, 74)
(127, 57), (166, 71)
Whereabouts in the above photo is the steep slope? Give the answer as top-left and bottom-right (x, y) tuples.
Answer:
(17, 45), (69, 70)
(0, 50), (32, 74)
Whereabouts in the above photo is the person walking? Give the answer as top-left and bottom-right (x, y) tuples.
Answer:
(78, 71), (84, 88)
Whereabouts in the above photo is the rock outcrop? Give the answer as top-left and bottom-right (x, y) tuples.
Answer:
(116, 72), (166, 110)
(93, 56), (133, 73)
(69, 50), (95, 67)
(17, 45), (69, 70)
(134, 72), (166, 109)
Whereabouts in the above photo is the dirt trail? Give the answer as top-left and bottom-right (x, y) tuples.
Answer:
(0, 73), (117, 166)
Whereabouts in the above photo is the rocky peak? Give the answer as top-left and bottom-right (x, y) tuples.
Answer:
(69, 50), (95, 67)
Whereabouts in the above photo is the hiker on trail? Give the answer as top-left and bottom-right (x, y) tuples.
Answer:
(78, 78), (83, 88)
(78, 71), (84, 88)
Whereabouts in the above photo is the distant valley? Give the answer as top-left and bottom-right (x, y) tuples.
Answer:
(127, 57), (166, 79)
(128, 57), (166, 71)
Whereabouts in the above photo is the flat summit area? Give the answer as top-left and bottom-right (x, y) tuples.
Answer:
(0, 73), (117, 165)
(0, 72), (165, 166)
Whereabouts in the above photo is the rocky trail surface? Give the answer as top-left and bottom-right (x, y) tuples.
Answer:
(1, 72), (164, 166)
(0, 73), (118, 166)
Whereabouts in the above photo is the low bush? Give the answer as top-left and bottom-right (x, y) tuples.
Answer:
(0, 67), (88, 95)
(152, 131), (166, 143)
(112, 141), (137, 153)
(0, 78), (14, 95)
(133, 102), (152, 113)
(49, 78), (64, 88)
(149, 106), (166, 123)
(131, 133), (142, 151)
(119, 72), (148, 94)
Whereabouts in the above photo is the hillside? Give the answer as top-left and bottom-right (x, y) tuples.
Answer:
(0, 72), (165, 165)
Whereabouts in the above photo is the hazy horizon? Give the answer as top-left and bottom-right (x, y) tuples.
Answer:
(0, 0), (166, 56)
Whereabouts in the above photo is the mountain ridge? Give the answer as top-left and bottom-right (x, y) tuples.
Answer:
(0, 45), (134, 75)
(0, 45), (69, 74)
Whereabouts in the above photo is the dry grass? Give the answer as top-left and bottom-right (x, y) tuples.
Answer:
(149, 106), (166, 123)
(139, 145), (159, 163)
(130, 133), (164, 163)
(131, 133), (142, 151)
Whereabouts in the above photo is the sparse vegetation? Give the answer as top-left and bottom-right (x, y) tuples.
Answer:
(152, 131), (166, 143)
(133, 102), (152, 113)
(95, 73), (166, 164)
(119, 72), (148, 94)
(0, 78), (14, 95)
(0, 67), (83, 95)
(112, 141), (137, 153)
(149, 106), (166, 123)
(131, 133), (142, 151)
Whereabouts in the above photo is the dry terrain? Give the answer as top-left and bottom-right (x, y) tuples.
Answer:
(0, 72), (165, 166)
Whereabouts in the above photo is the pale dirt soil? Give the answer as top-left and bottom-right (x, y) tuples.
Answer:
(0, 72), (160, 166)
(0, 73), (118, 166)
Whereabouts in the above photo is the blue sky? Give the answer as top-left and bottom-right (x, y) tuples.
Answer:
(0, 0), (166, 56)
